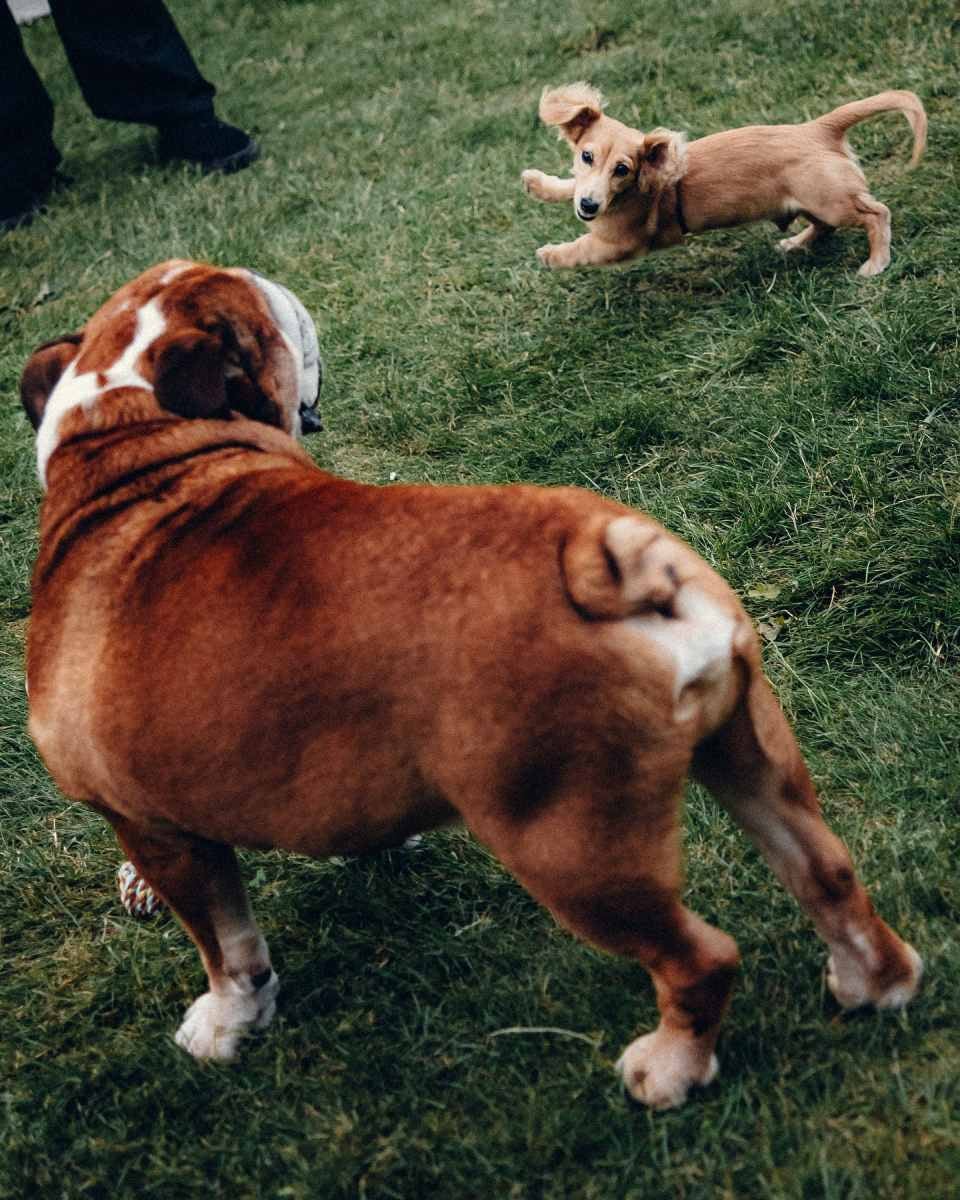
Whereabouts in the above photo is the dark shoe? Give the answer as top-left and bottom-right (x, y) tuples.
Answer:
(155, 117), (260, 175)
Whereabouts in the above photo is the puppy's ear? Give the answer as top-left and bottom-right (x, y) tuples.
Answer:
(20, 333), (82, 430)
(539, 82), (605, 143)
(637, 128), (688, 191)
(152, 328), (229, 420)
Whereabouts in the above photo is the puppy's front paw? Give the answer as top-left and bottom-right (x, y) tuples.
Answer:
(536, 243), (567, 269)
(522, 168), (548, 197)
(616, 1028), (718, 1110)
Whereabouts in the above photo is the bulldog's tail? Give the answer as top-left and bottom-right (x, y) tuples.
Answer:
(815, 90), (926, 167)
(562, 515), (685, 621)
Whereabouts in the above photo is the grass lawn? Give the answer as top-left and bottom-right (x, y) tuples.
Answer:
(1, 0), (958, 1196)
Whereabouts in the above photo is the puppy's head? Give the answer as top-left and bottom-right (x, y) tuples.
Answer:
(539, 83), (687, 220)
(21, 259), (324, 486)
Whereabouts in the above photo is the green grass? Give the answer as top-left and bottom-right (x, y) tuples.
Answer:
(2, 0), (959, 1196)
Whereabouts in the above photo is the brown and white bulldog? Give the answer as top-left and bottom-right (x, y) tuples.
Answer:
(21, 261), (921, 1109)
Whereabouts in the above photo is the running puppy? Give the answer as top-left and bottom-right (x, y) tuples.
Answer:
(522, 83), (925, 276)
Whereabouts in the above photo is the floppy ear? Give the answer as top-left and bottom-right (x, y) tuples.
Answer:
(152, 328), (229, 420)
(637, 128), (688, 191)
(539, 82), (605, 144)
(152, 323), (290, 429)
(20, 333), (83, 430)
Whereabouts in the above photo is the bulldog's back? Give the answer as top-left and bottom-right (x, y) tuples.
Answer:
(27, 463), (747, 857)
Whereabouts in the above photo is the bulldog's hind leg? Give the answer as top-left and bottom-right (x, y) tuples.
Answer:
(469, 771), (740, 1110)
(106, 814), (278, 1060)
(692, 671), (922, 1010)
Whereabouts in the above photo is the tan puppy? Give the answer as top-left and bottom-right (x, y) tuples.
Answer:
(522, 83), (926, 276)
(22, 262), (921, 1109)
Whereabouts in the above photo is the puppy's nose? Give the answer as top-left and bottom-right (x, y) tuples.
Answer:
(578, 196), (600, 217)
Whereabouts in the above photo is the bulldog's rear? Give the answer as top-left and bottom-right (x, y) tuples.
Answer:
(21, 262), (921, 1110)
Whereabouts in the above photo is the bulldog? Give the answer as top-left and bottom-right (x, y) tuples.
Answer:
(21, 261), (921, 1109)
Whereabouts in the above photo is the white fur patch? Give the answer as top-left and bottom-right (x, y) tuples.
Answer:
(158, 262), (191, 285)
(245, 271), (321, 414)
(617, 1026), (719, 1109)
(36, 298), (167, 487)
(175, 914), (278, 1060)
(627, 586), (737, 711)
(826, 940), (922, 1011)
(175, 971), (279, 1061)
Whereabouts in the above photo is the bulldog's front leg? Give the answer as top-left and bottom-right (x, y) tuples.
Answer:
(108, 815), (279, 1061)
(536, 234), (638, 269)
(521, 169), (575, 203)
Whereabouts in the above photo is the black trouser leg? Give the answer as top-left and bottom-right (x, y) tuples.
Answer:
(47, 0), (216, 125)
(0, 2), (61, 193)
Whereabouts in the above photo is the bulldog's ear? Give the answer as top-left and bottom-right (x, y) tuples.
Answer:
(152, 328), (229, 420)
(539, 82), (605, 144)
(20, 333), (82, 430)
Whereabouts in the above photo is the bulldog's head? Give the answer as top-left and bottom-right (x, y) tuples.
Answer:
(20, 260), (323, 487)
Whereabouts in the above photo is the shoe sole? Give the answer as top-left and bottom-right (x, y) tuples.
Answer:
(201, 139), (261, 175)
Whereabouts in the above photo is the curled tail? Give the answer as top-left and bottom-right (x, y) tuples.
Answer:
(562, 514), (753, 727)
(562, 514), (689, 620)
(816, 90), (926, 167)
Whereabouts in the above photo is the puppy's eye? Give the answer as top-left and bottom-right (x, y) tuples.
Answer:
(581, 150), (593, 164)
(613, 163), (630, 177)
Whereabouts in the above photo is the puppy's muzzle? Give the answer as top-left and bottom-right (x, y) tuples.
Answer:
(577, 197), (600, 221)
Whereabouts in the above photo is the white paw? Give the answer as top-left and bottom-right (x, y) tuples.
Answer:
(174, 971), (279, 1061)
(616, 1028), (719, 1110)
(826, 943), (922, 1010)
(875, 944), (924, 1008)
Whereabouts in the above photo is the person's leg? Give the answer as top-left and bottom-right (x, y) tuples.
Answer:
(0, 2), (62, 228)
(48, 0), (258, 173)
(48, 0), (215, 124)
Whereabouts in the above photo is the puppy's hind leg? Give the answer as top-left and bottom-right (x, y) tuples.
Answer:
(851, 192), (891, 276)
(105, 814), (278, 1060)
(778, 218), (833, 254)
(692, 669), (921, 1012)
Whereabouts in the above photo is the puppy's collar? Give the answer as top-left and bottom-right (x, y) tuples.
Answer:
(675, 180), (689, 236)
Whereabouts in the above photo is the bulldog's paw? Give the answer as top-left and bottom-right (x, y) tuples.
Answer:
(827, 943), (922, 1011)
(616, 1027), (718, 1110)
(174, 970), (279, 1061)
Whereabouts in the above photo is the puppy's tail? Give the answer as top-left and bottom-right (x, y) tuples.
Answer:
(815, 90), (926, 167)
(562, 514), (687, 620)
